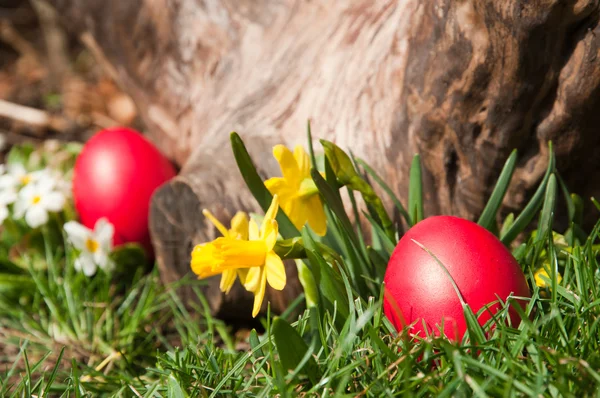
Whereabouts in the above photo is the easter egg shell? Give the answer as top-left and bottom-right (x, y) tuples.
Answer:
(383, 215), (530, 341)
(73, 127), (177, 255)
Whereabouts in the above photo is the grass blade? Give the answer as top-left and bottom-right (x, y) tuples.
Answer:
(408, 154), (424, 225)
(272, 317), (321, 385)
(355, 157), (410, 226)
(501, 142), (555, 245)
(535, 173), (557, 243)
(477, 149), (517, 233)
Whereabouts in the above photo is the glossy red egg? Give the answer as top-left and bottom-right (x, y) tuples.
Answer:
(73, 127), (176, 255)
(383, 216), (530, 341)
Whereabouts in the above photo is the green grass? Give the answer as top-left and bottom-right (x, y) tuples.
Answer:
(1, 218), (599, 396)
(1, 138), (600, 396)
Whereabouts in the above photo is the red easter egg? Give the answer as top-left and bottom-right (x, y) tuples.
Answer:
(383, 216), (530, 341)
(73, 127), (176, 255)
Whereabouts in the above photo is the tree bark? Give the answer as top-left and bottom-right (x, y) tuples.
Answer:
(52, 0), (600, 320)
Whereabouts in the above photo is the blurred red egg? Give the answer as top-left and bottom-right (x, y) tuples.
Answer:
(383, 216), (530, 341)
(73, 127), (176, 255)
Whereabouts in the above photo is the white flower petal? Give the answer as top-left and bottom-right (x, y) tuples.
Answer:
(0, 206), (8, 224)
(13, 197), (26, 218)
(36, 175), (58, 192)
(0, 189), (17, 205)
(18, 184), (36, 201)
(80, 255), (97, 277)
(41, 191), (66, 212)
(94, 218), (114, 247)
(8, 164), (26, 178)
(94, 249), (109, 269)
(73, 257), (83, 272)
(0, 174), (17, 189)
(64, 221), (90, 250)
(103, 259), (115, 272)
(25, 206), (48, 228)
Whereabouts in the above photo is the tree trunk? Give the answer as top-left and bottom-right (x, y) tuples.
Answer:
(52, 0), (600, 320)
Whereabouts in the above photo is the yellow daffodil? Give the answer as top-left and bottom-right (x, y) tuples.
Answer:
(265, 145), (326, 236)
(534, 267), (563, 288)
(190, 196), (286, 317)
(201, 210), (249, 294)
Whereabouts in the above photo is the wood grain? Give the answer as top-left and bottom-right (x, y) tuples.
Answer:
(52, 0), (600, 320)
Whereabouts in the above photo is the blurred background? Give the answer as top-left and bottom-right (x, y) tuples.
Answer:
(0, 0), (141, 160)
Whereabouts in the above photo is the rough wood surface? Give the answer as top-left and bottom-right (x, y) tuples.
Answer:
(52, 0), (600, 320)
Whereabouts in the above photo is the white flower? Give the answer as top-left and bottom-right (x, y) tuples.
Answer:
(0, 206), (8, 225)
(0, 188), (16, 225)
(0, 164), (50, 190)
(64, 218), (114, 276)
(14, 178), (66, 228)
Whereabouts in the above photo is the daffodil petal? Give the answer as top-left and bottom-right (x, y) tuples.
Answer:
(248, 219), (260, 241)
(244, 266), (262, 292)
(281, 195), (304, 231)
(304, 195), (327, 236)
(203, 209), (229, 237)
(229, 212), (249, 240)
(263, 195), (279, 232)
(293, 145), (311, 177)
(273, 145), (301, 185)
(263, 220), (279, 250)
(237, 268), (249, 285)
(252, 268), (268, 318)
(265, 252), (286, 290)
(220, 269), (237, 294)
(265, 177), (287, 195)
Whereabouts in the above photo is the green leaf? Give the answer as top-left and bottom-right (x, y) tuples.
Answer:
(301, 228), (349, 323)
(320, 140), (361, 187)
(249, 329), (264, 359)
(272, 317), (321, 385)
(363, 211), (396, 255)
(0, 273), (35, 294)
(355, 157), (411, 226)
(501, 142), (555, 246)
(273, 237), (306, 259)
(556, 173), (576, 225)
(408, 154), (424, 225)
(306, 120), (318, 168)
(311, 168), (360, 248)
(110, 244), (147, 270)
(367, 247), (388, 281)
(571, 193), (584, 226)
(296, 259), (319, 308)
(535, 174), (557, 243)
(230, 132), (300, 239)
(320, 140), (394, 240)
(6, 143), (35, 167)
(167, 375), (187, 398)
(0, 257), (26, 274)
(499, 213), (514, 238)
(477, 149), (517, 233)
